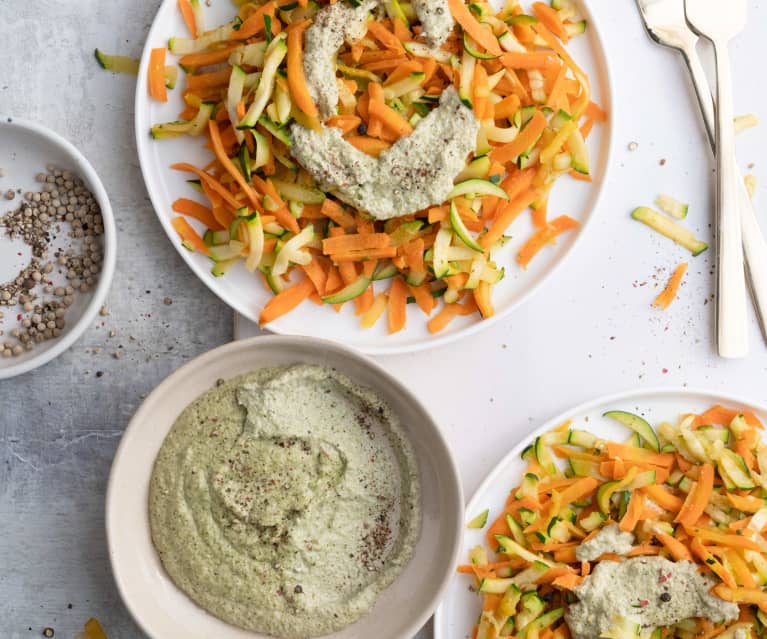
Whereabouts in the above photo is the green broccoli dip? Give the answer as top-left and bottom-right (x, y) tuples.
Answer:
(149, 364), (421, 638)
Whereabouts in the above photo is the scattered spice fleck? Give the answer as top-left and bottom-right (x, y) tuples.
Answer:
(662, 368), (669, 374)
(99, 304), (109, 316)
(163, 296), (173, 305)
(42, 629), (54, 638)
(628, 142), (638, 151)
(659, 158), (667, 166)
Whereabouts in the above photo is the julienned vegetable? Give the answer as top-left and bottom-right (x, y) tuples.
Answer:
(152, 0), (602, 334)
(631, 207), (708, 256)
(459, 404), (767, 639)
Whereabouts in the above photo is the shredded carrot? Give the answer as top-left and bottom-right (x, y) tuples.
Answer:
(178, 0), (198, 38)
(259, 277), (315, 326)
(387, 276), (407, 333)
(148, 48), (168, 101)
(447, 0), (502, 56)
(490, 110), (547, 164)
(172, 198), (224, 230)
(516, 215), (579, 269)
(171, 216), (209, 255)
(287, 20), (320, 124)
(653, 262), (688, 310)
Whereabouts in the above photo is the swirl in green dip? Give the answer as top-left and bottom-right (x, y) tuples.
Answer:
(149, 364), (421, 638)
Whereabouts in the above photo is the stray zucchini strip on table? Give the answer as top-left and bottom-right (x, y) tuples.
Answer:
(460, 405), (767, 639)
(151, 0), (604, 334)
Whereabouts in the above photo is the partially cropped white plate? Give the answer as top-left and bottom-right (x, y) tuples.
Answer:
(135, 0), (613, 355)
(106, 335), (464, 639)
(0, 117), (116, 379)
(433, 388), (767, 639)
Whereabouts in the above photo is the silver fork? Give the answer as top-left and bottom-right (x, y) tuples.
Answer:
(636, 0), (767, 352)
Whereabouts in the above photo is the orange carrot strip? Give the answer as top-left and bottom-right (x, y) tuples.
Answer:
(546, 64), (568, 109)
(712, 585), (767, 610)
(235, 0), (277, 40)
(187, 67), (232, 91)
(606, 443), (676, 468)
(493, 94), (521, 120)
(532, 2), (568, 42)
(287, 20), (320, 123)
(148, 48), (168, 102)
(620, 491), (646, 532)
(690, 538), (737, 588)
(675, 463), (713, 526)
(480, 188), (539, 248)
(171, 216), (209, 255)
(366, 20), (406, 52)
(551, 573), (584, 590)
(326, 114), (362, 135)
(408, 283), (436, 316)
(585, 100), (608, 122)
(490, 110), (547, 164)
(653, 262), (688, 310)
(626, 545), (662, 557)
(301, 259), (328, 295)
(697, 405), (764, 429)
(727, 493), (765, 513)
(385, 60), (423, 85)
(428, 303), (462, 333)
(725, 549), (757, 588)
(259, 277), (315, 326)
(171, 163), (242, 210)
(447, 0), (502, 56)
(683, 527), (761, 551)
(643, 485), (685, 512)
(388, 277), (408, 333)
(320, 199), (356, 229)
(347, 136), (392, 157)
(178, 0), (198, 37)
(331, 247), (398, 262)
(531, 200), (548, 229)
(516, 214), (579, 268)
(500, 52), (558, 70)
(172, 198), (224, 230)
(178, 46), (240, 69)
(322, 233), (390, 254)
(208, 120), (267, 216)
(368, 99), (414, 137)
(553, 547), (578, 563)
(655, 532), (693, 562)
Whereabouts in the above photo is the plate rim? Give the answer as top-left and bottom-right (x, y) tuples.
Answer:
(0, 116), (117, 380)
(432, 385), (767, 639)
(105, 333), (465, 639)
(133, 0), (616, 356)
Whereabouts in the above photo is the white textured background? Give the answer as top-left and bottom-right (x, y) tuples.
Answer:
(1, 1), (766, 638)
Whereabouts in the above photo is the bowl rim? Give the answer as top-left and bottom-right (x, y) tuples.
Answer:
(133, 0), (615, 356)
(0, 116), (117, 379)
(105, 334), (465, 639)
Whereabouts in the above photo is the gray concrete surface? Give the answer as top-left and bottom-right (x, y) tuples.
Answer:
(0, 1), (232, 636)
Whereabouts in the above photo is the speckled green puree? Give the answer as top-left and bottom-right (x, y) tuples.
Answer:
(149, 364), (421, 638)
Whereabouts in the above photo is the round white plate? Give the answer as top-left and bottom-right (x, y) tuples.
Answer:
(135, 0), (614, 355)
(0, 117), (116, 379)
(107, 335), (464, 639)
(433, 388), (767, 639)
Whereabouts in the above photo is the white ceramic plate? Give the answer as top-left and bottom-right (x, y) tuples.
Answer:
(0, 117), (116, 379)
(432, 388), (767, 639)
(134, 0), (614, 355)
(106, 335), (464, 639)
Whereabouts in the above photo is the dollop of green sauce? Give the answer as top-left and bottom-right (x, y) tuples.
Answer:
(149, 365), (421, 638)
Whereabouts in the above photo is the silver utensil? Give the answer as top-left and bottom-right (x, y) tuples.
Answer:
(684, 0), (749, 358)
(636, 0), (754, 357)
(636, 0), (767, 350)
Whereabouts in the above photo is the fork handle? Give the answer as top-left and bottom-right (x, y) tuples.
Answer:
(682, 47), (716, 151)
(712, 42), (749, 357)
(680, 42), (767, 351)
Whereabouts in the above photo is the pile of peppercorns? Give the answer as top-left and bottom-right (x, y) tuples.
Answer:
(0, 166), (104, 358)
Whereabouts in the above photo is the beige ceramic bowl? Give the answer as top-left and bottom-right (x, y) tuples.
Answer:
(106, 335), (464, 639)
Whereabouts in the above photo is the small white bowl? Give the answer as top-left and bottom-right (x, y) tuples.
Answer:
(0, 117), (116, 379)
(106, 335), (464, 639)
